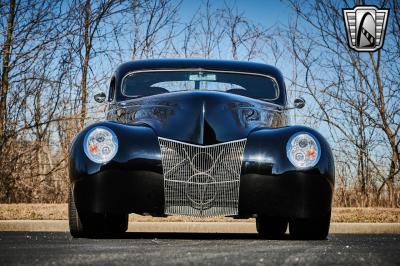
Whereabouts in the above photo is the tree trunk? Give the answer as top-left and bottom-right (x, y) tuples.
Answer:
(80, 0), (91, 129)
(0, 0), (16, 202)
(0, 0), (16, 141)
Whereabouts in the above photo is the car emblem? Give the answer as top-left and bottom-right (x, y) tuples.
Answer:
(342, 5), (389, 52)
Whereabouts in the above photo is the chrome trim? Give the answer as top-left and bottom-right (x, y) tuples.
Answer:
(158, 137), (246, 217)
(121, 69), (280, 101)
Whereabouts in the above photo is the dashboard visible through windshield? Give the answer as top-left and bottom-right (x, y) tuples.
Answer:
(122, 70), (279, 100)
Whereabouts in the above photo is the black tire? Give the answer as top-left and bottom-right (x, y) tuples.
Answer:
(256, 216), (288, 239)
(68, 188), (85, 238)
(289, 214), (331, 240)
(68, 188), (128, 238)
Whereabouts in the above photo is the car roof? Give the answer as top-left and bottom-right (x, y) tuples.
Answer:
(113, 59), (287, 105)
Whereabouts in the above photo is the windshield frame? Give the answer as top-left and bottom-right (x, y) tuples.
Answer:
(120, 69), (281, 101)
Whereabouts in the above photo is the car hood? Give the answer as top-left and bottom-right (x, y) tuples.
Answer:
(108, 91), (287, 145)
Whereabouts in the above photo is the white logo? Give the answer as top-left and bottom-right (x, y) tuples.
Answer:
(343, 6), (389, 52)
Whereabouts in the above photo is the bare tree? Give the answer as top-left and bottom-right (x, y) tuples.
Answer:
(1, 0), (397, 207)
(129, 0), (181, 59)
(285, 0), (400, 207)
(65, 0), (130, 129)
(0, 0), (69, 202)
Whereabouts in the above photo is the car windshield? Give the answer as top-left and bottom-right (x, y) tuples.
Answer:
(122, 70), (279, 100)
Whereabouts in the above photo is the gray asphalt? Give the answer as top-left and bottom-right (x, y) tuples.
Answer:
(0, 232), (399, 265)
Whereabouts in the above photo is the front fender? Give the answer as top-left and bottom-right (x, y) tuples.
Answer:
(238, 125), (335, 218)
(244, 125), (334, 185)
(69, 121), (162, 183)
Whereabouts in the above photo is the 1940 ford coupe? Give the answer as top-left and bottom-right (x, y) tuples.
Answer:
(68, 59), (334, 239)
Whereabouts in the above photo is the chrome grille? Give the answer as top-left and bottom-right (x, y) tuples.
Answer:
(158, 137), (246, 217)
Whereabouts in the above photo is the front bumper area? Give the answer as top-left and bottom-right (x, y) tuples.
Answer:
(239, 172), (333, 218)
(70, 122), (334, 219)
(73, 169), (165, 215)
(72, 168), (332, 219)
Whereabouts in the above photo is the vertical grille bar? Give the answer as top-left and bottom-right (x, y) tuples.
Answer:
(158, 137), (246, 217)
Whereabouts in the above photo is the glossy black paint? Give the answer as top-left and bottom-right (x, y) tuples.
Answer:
(69, 59), (334, 220)
(239, 126), (334, 218)
(69, 123), (334, 218)
(108, 91), (287, 145)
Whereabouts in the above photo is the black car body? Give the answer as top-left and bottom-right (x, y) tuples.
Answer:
(68, 59), (335, 239)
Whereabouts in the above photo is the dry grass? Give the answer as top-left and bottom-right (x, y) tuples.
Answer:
(0, 204), (399, 223)
(332, 207), (400, 223)
(0, 204), (67, 220)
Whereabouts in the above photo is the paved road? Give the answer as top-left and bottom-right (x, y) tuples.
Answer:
(0, 232), (399, 265)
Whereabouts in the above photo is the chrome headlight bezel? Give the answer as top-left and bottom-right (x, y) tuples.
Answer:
(83, 126), (118, 164)
(286, 132), (321, 169)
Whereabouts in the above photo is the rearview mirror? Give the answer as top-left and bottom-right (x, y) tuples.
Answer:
(293, 97), (305, 109)
(94, 92), (106, 103)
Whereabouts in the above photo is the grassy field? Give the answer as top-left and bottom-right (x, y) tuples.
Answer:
(0, 204), (399, 223)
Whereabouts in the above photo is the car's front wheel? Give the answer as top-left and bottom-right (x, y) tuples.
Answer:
(68, 189), (128, 238)
(289, 214), (331, 240)
(256, 216), (288, 239)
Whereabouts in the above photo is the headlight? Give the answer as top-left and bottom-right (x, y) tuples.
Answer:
(286, 132), (320, 169)
(83, 126), (118, 163)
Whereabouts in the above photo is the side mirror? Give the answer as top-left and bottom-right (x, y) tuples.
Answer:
(94, 92), (106, 103)
(293, 97), (305, 109)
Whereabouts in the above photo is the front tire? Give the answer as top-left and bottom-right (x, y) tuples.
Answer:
(69, 188), (87, 237)
(289, 214), (331, 240)
(68, 188), (128, 238)
(256, 216), (288, 239)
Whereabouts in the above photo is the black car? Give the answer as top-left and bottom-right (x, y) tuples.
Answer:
(68, 59), (334, 239)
